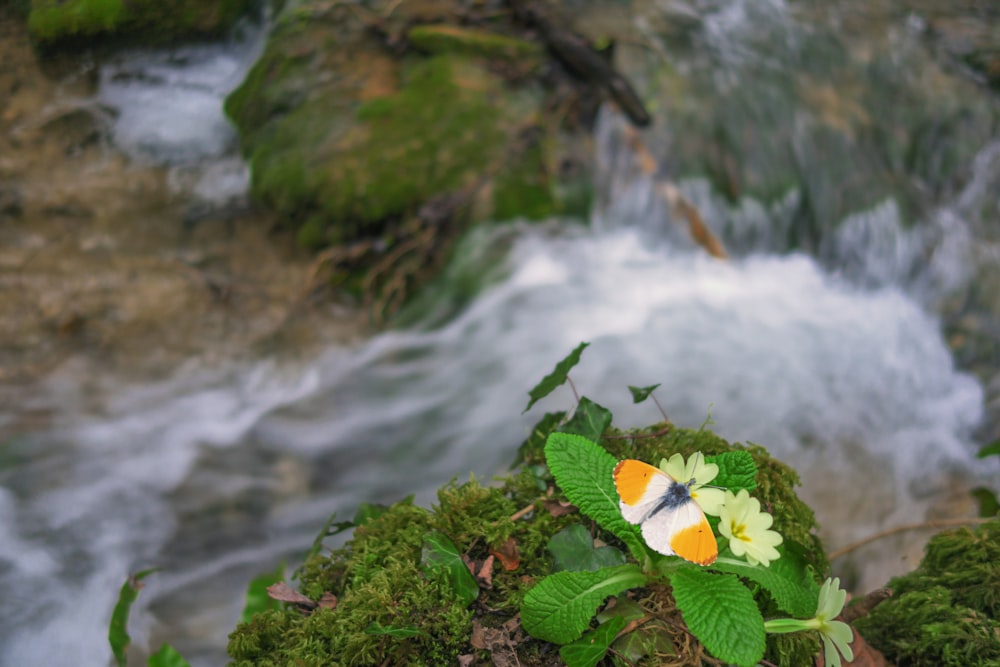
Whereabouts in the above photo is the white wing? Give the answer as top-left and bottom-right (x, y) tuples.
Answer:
(639, 501), (706, 557)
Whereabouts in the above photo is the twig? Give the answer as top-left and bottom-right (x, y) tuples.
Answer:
(828, 517), (992, 561)
(509, 502), (538, 522)
(651, 393), (670, 423)
(605, 647), (637, 667)
(567, 376), (581, 403)
(841, 588), (892, 624)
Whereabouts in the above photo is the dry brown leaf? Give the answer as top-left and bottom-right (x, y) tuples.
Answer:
(266, 582), (316, 608)
(462, 554), (496, 589)
(542, 499), (577, 517)
(491, 537), (521, 571)
(469, 620), (520, 667)
(457, 655), (474, 667)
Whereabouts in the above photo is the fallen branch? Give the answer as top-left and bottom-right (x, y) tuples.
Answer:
(828, 517), (992, 561)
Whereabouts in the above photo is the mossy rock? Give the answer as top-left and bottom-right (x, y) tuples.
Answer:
(27, 0), (255, 46)
(225, 5), (571, 245)
(227, 422), (826, 666)
(408, 24), (544, 65)
(854, 518), (1000, 667)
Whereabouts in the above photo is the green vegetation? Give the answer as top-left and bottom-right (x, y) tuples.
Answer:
(855, 519), (1000, 666)
(226, 345), (831, 666)
(407, 24), (543, 64)
(28, 0), (254, 45)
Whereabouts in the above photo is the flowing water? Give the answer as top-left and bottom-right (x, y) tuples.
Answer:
(2, 1), (1000, 666)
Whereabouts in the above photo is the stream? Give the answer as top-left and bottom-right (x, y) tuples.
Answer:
(2, 1), (1000, 666)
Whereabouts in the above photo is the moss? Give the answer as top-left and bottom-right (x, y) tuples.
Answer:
(854, 519), (1000, 666)
(28, 0), (254, 45)
(316, 55), (506, 223)
(231, 421), (828, 666)
(28, 0), (125, 41)
(407, 24), (543, 65)
(492, 134), (558, 221)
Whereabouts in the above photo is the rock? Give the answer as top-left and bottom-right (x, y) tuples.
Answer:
(27, 0), (257, 47)
(224, 0), (606, 313)
(407, 24), (544, 65)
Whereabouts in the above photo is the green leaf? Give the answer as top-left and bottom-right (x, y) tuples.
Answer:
(669, 568), (766, 667)
(522, 564), (647, 644)
(420, 531), (479, 606)
(365, 621), (426, 639)
(709, 557), (817, 618)
(306, 512), (354, 560)
(524, 342), (589, 412)
(241, 563), (284, 623)
(559, 615), (627, 667)
(548, 524), (626, 572)
(707, 451), (758, 491)
(109, 568), (158, 667)
(544, 432), (646, 561)
(514, 411), (566, 466)
(147, 644), (191, 667)
(596, 597), (646, 624)
(971, 487), (1000, 518)
(976, 439), (1000, 459)
(559, 397), (612, 443)
(627, 384), (661, 404)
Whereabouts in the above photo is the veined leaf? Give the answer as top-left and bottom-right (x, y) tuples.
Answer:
(707, 451), (757, 491)
(669, 568), (765, 667)
(420, 531), (479, 606)
(548, 524), (626, 572)
(524, 342), (589, 412)
(522, 564), (647, 644)
(147, 644), (191, 667)
(241, 563), (284, 623)
(977, 439), (1000, 459)
(627, 384), (661, 404)
(559, 397), (612, 443)
(559, 615), (627, 667)
(709, 557), (817, 617)
(514, 411), (565, 466)
(545, 433), (646, 561)
(109, 568), (158, 667)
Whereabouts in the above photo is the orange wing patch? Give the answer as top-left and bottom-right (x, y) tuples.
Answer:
(613, 459), (662, 506)
(669, 519), (718, 566)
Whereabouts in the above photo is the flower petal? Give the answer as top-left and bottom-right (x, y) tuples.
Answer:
(691, 487), (725, 516)
(821, 635), (842, 667)
(661, 453), (687, 482)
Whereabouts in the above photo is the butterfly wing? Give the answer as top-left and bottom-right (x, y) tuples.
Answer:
(639, 500), (718, 565)
(613, 459), (673, 524)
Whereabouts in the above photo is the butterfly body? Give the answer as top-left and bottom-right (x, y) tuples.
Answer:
(613, 459), (718, 566)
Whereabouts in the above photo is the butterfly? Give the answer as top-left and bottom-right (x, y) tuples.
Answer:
(613, 457), (718, 566)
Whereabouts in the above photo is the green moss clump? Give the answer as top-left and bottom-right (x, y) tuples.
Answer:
(229, 474), (581, 665)
(407, 24), (543, 65)
(492, 135), (558, 221)
(317, 55), (506, 224)
(854, 519), (1000, 667)
(28, 0), (254, 45)
(230, 422), (828, 666)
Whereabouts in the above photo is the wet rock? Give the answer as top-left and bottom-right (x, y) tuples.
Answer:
(27, 0), (257, 47)
(224, 0), (609, 314)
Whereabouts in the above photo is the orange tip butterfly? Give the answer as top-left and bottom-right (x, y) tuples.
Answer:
(613, 458), (718, 566)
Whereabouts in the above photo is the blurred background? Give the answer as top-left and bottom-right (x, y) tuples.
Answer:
(2, 0), (999, 664)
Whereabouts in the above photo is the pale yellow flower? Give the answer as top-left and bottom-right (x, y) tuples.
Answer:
(763, 577), (854, 667)
(718, 489), (782, 566)
(659, 452), (725, 516)
(813, 577), (854, 666)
